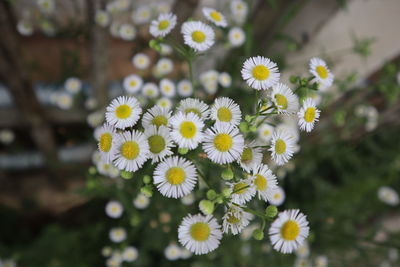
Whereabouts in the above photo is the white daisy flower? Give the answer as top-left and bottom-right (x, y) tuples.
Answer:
(122, 246), (138, 262)
(229, 178), (256, 205)
(123, 74), (143, 94)
(178, 214), (222, 255)
(160, 43), (173, 55)
(238, 141), (262, 172)
(309, 57), (334, 90)
(164, 244), (181, 261)
(109, 227), (127, 243)
(155, 2), (171, 14)
(177, 98), (210, 120)
(150, 12), (177, 37)
(106, 96), (142, 129)
(0, 129), (14, 145)
(142, 82), (159, 99)
(132, 5), (152, 24)
(177, 80), (193, 97)
(258, 123), (274, 143)
(132, 53), (150, 70)
(315, 256), (328, 267)
(157, 97), (173, 110)
(95, 10), (110, 27)
(64, 77), (82, 94)
(222, 204), (252, 235)
(295, 241), (310, 258)
(159, 78), (176, 97)
(200, 70), (219, 94)
(241, 56), (280, 90)
(378, 186), (399, 206)
(153, 156), (198, 198)
(119, 23), (136, 41)
(56, 92), (73, 110)
(87, 110), (104, 128)
(17, 21), (34, 36)
(230, 0), (248, 24)
(97, 162), (115, 178)
(133, 193), (150, 209)
(270, 83), (299, 114)
(203, 123), (244, 164)
(144, 125), (174, 163)
(210, 97), (242, 126)
(228, 27), (246, 47)
(298, 98), (320, 132)
(269, 209), (310, 254)
(170, 112), (204, 149)
(269, 130), (295, 166)
(202, 7), (227, 27)
(142, 105), (171, 128)
(96, 123), (117, 163)
(113, 130), (149, 172)
(155, 57), (174, 76)
(269, 186), (285, 206)
(105, 200), (123, 218)
(251, 164), (278, 202)
(218, 72), (232, 88)
(181, 193), (195, 206)
(181, 21), (215, 52)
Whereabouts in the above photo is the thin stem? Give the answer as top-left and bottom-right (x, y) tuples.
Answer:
(232, 203), (265, 218)
(197, 168), (211, 188)
(188, 57), (195, 87)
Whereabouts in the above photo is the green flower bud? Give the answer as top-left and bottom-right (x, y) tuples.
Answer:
(265, 205), (278, 219)
(222, 188), (231, 198)
(199, 200), (215, 215)
(141, 185), (153, 197)
(239, 121), (249, 133)
(130, 214), (140, 227)
(143, 175), (151, 184)
(245, 115), (253, 122)
(249, 125), (257, 132)
(149, 39), (161, 52)
(289, 76), (298, 84)
(253, 229), (264, 240)
(206, 189), (217, 200)
(121, 170), (134, 179)
(221, 167), (234, 180)
(178, 147), (189, 155)
(88, 166), (97, 175)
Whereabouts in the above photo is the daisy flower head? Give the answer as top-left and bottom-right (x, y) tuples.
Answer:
(181, 21), (215, 52)
(155, 57), (174, 76)
(228, 27), (246, 47)
(178, 214), (222, 255)
(105, 200), (123, 218)
(177, 79), (193, 97)
(258, 123), (274, 143)
(230, 0), (248, 23)
(113, 130), (149, 172)
(270, 83), (299, 114)
(159, 78), (176, 97)
(142, 82), (159, 99)
(160, 43), (173, 56)
(157, 97), (173, 110)
(269, 209), (310, 254)
(109, 227), (127, 243)
(144, 125), (174, 163)
(203, 123), (244, 164)
(142, 105), (172, 128)
(269, 186), (286, 206)
(269, 129), (296, 166)
(170, 112), (204, 149)
(122, 246), (139, 262)
(228, 178), (256, 205)
(210, 97), (242, 126)
(218, 72), (232, 88)
(133, 193), (150, 209)
(177, 98), (210, 120)
(64, 77), (82, 94)
(200, 70), (219, 95)
(132, 5), (152, 24)
(153, 156), (198, 198)
(309, 57), (334, 90)
(119, 23), (136, 41)
(238, 141), (263, 172)
(106, 96), (142, 129)
(95, 10), (110, 27)
(150, 12), (177, 37)
(251, 164), (278, 202)
(378, 186), (399, 206)
(164, 244), (181, 261)
(123, 74), (143, 94)
(241, 56), (280, 90)
(132, 53), (150, 70)
(222, 204), (252, 235)
(96, 123), (117, 163)
(298, 98), (320, 132)
(202, 7), (227, 27)
(17, 21), (34, 36)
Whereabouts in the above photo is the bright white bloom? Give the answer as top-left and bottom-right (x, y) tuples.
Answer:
(271, 83), (299, 114)
(122, 246), (138, 262)
(155, 58), (174, 76)
(17, 21), (33, 36)
(251, 164), (278, 202)
(142, 105), (171, 128)
(258, 123), (274, 143)
(170, 112), (204, 149)
(202, 7), (227, 27)
(269, 209), (310, 254)
(56, 92), (73, 110)
(218, 72), (232, 88)
(177, 80), (193, 97)
(160, 43), (173, 55)
(95, 10), (110, 27)
(229, 178), (256, 205)
(178, 214), (222, 255)
(159, 78), (176, 97)
(157, 97), (173, 110)
(101, 246), (112, 257)
(177, 98), (210, 120)
(309, 57), (334, 90)
(269, 130), (296, 166)
(64, 77), (82, 94)
(132, 53), (150, 70)
(295, 241), (310, 258)
(181, 21), (215, 52)
(132, 5), (152, 24)
(153, 156), (198, 198)
(230, 0), (248, 24)
(150, 13), (177, 37)
(269, 186), (285, 206)
(298, 98), (320, 132)
(97, 161), (118, 178)
(123, 74), (143, 94)
(200, 70), (219, 94)
(203, 123), (244, 164)
(113, 130), (149, 172)
(210, 97), (242, 126)
(133, 193), (150, 209)
(109, 227), (127, 243)
(181, 193), (195, 205)
(228, 27), (246, 47)
(222, 204), (252, 235)
(378, 186), (399, 206)
(106, 96), (142, 129)
(105, 200), (123, 218)
(119, 24), (136, 41)
(144, 126), (174, 163)
(96, 123), (117, 163)
(238, 141), (262, 172)
(164, 244), (181, 260)
(142, 82), (159, 99)
(242, 56), (280, 90)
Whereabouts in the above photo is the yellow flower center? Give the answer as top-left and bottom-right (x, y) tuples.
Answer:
(138, 58), (145, 64)
(275, 139), (286, 155)
(274, 193), (280, 199)
(99, 133), (112, 152)
(111, 206), (118, 213)
(217, 107), (232, 122)
(210, 11), (222, 22)
(316, 65), (328, 79)
(190, 222), (211, 241)
(121, 141), (140, 160)
(158, 20), (170, 30)
(163, 85), (171, 92)
(192, 31), (206, 43)
(148, 135), (166, 154)
(152, 115), (168, 127)
(179, 121), (197, 139)
(129, 80), (136, 87)
(275, 94), (288, 109)
(166, 167), (186, 185)
(184, 108), (201, 117)
(233, 33), (240, 39)
(227, 214), (240, 224)
(254, 174), (267, 191)
(252, 65), (270, 81)
(115, 104), (132, 119)
(213, 133), (233, 152)
(263, 130), (270, 136)
(304, 107), (316, 123)
(241, 147), (253, 162)
(281, 220), (300, 241)
(233, 182), (248, 194)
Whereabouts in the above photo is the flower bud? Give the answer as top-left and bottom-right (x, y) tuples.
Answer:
(88, 166), (97, 175)
(265, 205), (278, 219)
(121, 170), (134, 179)
(141, 185), (153, 197)
(143, 175), (151, 184)
(199, 200), (215, 215)
(178, 147), (189, 155)
(221, 167), (234, 180)
(206, 189), (217, 200)
(222, 188), (231, 198)
(239, 121), (249, 133)
(252, 229), (264, 240)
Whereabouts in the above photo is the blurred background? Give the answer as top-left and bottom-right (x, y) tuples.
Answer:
(0, 0), (400, 266)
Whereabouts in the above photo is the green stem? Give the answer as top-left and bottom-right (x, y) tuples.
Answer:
(232, 203), (265, 218)
(197, 168), (211, 188)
